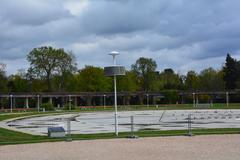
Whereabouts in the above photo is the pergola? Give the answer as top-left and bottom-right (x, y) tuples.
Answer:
(0, 92), (164, 111)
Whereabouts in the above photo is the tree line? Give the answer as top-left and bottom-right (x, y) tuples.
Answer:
(0, 46), (239, 93)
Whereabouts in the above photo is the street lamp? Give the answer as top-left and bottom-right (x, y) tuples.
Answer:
(109, 51), (119, 136)
(104, 51), (125, 136)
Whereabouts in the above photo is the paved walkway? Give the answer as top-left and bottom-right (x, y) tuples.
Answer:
(1, 134), (240, 160)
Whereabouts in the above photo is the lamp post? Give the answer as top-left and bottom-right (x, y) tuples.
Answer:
(109, 51), (119, 136)
(104, 51), (125, 136)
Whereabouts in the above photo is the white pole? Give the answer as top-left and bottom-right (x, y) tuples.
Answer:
(25, 97), (29, 109)
(193, 93), (195, 107)
(147, 94), (149, 107)
(103, 94), (106, 109)
(10, 95), (13, 113)
(69, 95), (71, 110)
(114, 75), (118, 136)
(226, 92), (229, 107)
(37, 95), (40, 112)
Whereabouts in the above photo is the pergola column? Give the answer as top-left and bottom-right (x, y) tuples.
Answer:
(210, 94), (213, 107)
(196, 94), (199, 105)
(192, 93), (196, 107)
(87, 96), (92, 106)
(49, 97), (53, 104)
(139, 94), (143, 105)
(226, 92), (229, 107)
(37, 95), (40, 112)
(153, 96), (157, 105)
(13, 97), (16, 109)
(74, 96), (77, 107)
(25, 97), (29, 108)
(181, 94), (184, 104)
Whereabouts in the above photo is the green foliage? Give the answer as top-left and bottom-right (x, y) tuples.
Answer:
(40, 103), (54, 111)
(131, 57), (157, 91)
(161, 90), (179, 104)
(27, 46), (77, 91)
(223, 53), (238, 89)
(158, 69), (183, 90)
(185, 71), (199, 90)
(2, 51), (240, 95)
(8, 72), (29, 92)
(198, 95), (211, 103)
(0, 63), (8, 93)
(76, 66), (112, 92)
(118, 71), (139, 91)
(63, 103), (76, 110)
(198, 68), (225, 91)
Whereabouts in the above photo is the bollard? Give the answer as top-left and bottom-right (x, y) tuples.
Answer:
(66, 118), (72, 141)
(127, 115), (138, 139)
(131, 116), (134, 136)
(187, 114), (193, 136)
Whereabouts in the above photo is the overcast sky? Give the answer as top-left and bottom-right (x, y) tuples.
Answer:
(1, 0), (240, 75)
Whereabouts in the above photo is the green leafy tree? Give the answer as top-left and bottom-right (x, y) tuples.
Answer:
(131, 57), (157, 91)
(159, 68), (182, 90)
(76, 66), (111, 92)
(55, 51), (77, 91)
(223, 53), (238, 89)
(118, 71), (139, 92)
(185, 71), (199, 90)
(8, 69), (29, 92)
(0, 63), (8, 93)
(199, 68), (225, 91)
(27, 46), (77, 91)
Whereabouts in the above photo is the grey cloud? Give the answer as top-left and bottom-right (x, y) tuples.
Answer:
(0, 0), (240, 75)
(0, 0), (72, 26)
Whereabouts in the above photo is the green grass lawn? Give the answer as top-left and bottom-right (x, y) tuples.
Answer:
(1, 127), (240, 145)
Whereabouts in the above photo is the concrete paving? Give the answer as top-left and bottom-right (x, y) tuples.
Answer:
(1, 135), (240, 160)
(2, 110), (240, 135)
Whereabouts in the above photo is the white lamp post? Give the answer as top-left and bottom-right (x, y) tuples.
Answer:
(104, 51), (125, 136)
(109, 51), (119, 136)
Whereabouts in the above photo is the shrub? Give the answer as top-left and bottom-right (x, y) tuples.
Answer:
(40, 102), (54, 111)
(162, 90), (179, 104)
(63, 103), (76, 110)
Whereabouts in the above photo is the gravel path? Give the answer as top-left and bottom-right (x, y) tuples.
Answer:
(1, 135), (240, 160)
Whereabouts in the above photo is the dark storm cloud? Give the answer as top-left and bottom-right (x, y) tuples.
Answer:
(0, 0), (240, 74)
